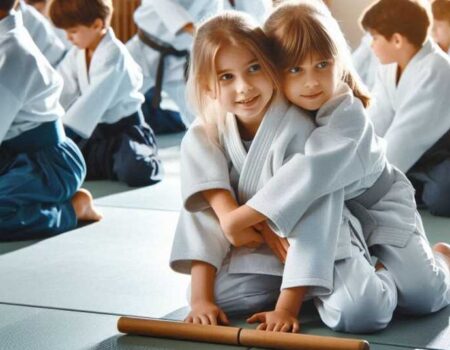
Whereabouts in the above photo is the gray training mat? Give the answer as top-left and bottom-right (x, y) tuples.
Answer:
(0, 304), (248, 350)
(93, 176), (182, 211)
(163, 302), (449, 350)
(0, 207), (189, 318)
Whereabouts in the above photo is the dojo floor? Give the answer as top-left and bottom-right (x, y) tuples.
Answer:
(0, 132), (449, 350)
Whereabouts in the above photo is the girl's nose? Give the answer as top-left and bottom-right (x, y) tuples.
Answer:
(236, 76), (253, 94)
(304, 74), (319, 88)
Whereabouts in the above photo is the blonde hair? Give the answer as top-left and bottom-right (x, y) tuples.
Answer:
(187, 11), (280, 129)
(264, 0), (371, 108)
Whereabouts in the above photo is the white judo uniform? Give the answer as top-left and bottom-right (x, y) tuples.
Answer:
(176, 85), (450, 319)
(368, 40), (450, 173)
(368, 40), (450, 216)
(58, 28), (144, 138)
(0, 10), (85, 239)
(18, 0), (66, 67)
(58, 28), (163, 186)
(170, 96), (397, 333)
(352, 33), (379, 91)
(126, 0), (221, 125)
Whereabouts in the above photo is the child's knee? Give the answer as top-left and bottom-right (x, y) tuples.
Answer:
(319, 293), (394, 333)
(317, 271), (397, 333)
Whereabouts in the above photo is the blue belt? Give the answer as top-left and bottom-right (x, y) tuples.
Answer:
(2, 120), (65, 153)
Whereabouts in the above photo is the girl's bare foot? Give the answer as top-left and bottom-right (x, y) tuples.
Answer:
(71, 188), (103, 221)
(433, 242), (450, 267)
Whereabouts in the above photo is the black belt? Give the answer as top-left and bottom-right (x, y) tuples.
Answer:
(138, 29), (189, 109)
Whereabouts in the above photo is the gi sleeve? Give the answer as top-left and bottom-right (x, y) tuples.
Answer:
(181, 122), (233, 212)
(149, 0), (194, 36)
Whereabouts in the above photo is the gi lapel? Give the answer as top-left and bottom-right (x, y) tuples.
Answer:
(224, 96), (289, 203)
(77, 49), (90, 91)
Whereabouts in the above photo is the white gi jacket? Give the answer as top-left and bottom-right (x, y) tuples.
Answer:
(126, 0), (221, 91)
(368, 40), (450, 172)
(0, 11), (63, 143)
(352, 33), (379, 91)
(174, 84), (420, 250)
(222, 0), (272, 24)
(171, 97), (360, 295)
(18, 0), (66, 67)
(57, 28), (144, 138)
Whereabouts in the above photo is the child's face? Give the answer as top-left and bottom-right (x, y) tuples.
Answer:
(432, 19), (450, 51)
(64, 21), (103, 50)
(369, 31), (397, 64)
(214, 44), (274, 124)
(282, 53), (338, 111)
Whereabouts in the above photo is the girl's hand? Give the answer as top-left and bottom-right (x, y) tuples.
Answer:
(184, 301), (229, 326)
(258, 223), (289, 264)
(246, 309), (300, 333)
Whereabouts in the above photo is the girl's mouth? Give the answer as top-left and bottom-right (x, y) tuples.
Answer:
(302, 92), (323, 99)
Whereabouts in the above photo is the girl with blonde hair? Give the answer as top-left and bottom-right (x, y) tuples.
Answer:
(170, 9), (399, 333)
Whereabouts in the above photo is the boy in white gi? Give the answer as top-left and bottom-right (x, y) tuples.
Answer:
(175, 0), (450, 328)
(48, 0), (163, 187)
(170, 11), (399, 333)
(432, 0), (450, 54)
(0, 0), (101, 240)
(17, 0), (66, 66)
(362, 0), (450, 217)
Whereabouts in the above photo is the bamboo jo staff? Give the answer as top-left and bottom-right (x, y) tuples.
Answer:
(117, 317), (370, 350)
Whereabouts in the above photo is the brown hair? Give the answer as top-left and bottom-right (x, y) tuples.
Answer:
(0, 0), (18, 12)
(265, 0), (370, 108)
(25, 0), (46, 5)
(361, 0), (431, 47)
(187, 11), (280, 126)
(432, 0), (450, 22)
(48, 0), (112, 29)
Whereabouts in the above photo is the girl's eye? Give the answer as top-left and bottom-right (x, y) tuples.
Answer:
(316, 61), (329, 69)
(219, 73), (233, 81)
(248, 63), (261, 73)
(288, 66), (301, 74)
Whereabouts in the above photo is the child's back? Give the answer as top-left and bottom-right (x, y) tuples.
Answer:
(0, 9), (100, 239)
(1, 9), (63, 143)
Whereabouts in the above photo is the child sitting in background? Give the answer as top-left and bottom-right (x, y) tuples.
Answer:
(0, 0), (101, 240)
(362, 0), (450, 216)
(432, 0), (450, 54)
(48, 0), (163, 187)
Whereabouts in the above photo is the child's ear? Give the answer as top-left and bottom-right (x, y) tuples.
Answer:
(392, 33), (403, 48)
(92, 18), (105, 30)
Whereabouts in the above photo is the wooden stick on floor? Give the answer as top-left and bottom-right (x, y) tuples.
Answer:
(117, 316), (370, 350)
